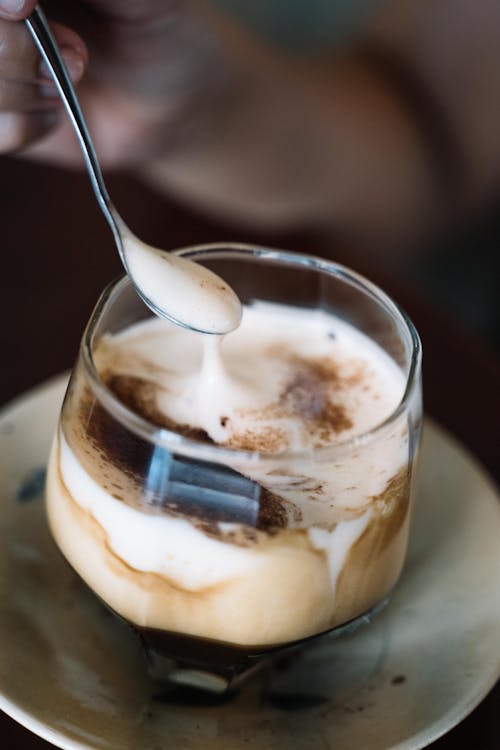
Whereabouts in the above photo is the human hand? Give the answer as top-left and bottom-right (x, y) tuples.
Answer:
(0, 0), (229, 165)
(0, 0), (87, 153)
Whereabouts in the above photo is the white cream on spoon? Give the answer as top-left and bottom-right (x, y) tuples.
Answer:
(122, 235), (242, 335)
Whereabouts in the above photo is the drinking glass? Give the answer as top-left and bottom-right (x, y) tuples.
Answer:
(45, 245), (422, 694)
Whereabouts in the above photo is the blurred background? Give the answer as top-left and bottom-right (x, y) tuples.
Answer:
(206, 0), (500, 351)
(0, 0), (499, 440)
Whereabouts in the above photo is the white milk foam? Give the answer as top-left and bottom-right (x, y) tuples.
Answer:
(108, 301), (405, 453)
(48, 302), (412, 643)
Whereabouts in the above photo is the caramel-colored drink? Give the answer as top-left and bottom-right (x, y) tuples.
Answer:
(46, 302), (414, 655)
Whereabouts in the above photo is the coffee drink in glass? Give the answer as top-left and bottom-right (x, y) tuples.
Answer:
(45, 246), (422, 693)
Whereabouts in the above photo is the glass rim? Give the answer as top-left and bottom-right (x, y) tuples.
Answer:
(81, 244), (422, 464)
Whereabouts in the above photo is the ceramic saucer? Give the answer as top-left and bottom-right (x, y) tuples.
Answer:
(1, 375), (499, 750)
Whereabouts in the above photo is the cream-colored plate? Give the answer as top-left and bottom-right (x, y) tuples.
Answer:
(1, 375), (499, 750)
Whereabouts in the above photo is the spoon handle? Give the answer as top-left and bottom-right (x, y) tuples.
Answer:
(25, 5), (119, 238)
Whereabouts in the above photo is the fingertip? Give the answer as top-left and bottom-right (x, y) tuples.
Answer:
(35, 21), (89, 84)
(39, 46), (86, 84)
(0, 108), (61, 154)
(51, 22), (89, 71)
(0, 0), (37, 21)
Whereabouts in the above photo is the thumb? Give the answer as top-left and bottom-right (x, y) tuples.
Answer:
(0, 0), (38, 20)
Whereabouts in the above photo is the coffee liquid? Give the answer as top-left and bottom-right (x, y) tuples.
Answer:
(46, 302), (411, 653)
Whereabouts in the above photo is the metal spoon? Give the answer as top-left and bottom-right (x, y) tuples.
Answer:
(25, 5), (242, 336)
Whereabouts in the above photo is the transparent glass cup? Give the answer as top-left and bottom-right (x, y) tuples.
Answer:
(45, 245), (422, 695)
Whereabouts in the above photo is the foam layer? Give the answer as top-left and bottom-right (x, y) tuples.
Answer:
(98, 303), (405, 450)
(46, 302), (415, 646)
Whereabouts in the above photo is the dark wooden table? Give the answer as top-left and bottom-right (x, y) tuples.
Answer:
(1, 157), (498, 749)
